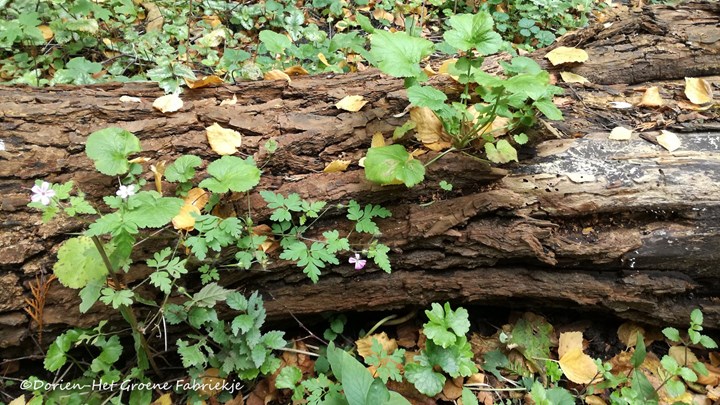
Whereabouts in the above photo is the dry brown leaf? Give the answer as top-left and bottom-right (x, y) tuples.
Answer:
(120, 95), (142, 103)
(710, 352), (720, 367)
(357, 332), (397, 360)
(38, 25), (53, 41)
(657, 130), (681, 152)
(410, 107), (444, 144)
(438, 58), (459, 81)
(371, 132), (386, 148)
(264, 69), (291, 82)
(584, 395), (607, 405)
(335, 95), (368, 112)
(609, 126), (633, 141)
(149, 161), (166, 193)
(697, 363), (720, 386)
(220, 94), (238, 106)
(638, 86), (664, 107)
(206, 123), (242, 155)
(152, 93), (183, 113)
(142, 2), (164, 33)
(684, 77), (714, 105)
(617, 322), (645, 347)
(199, 368), (225, 398)
(150, 393), (172, 405)
(424, 141), (453, 151)
(545, 47), (589, 66)
(184, 75), (223, 89)
(172, 188), (208, 230)
(442, 376), (464, 400)
(560, 71), (589, 84)
(372, 8), (394, 21)
(203, 15), (222, 28)
(558, 331), (584, 359)
(559, 348), (601, 384)
(284, 65), (309, 76)
(668, 346), (699, 367)
(323, 159), (352, 173)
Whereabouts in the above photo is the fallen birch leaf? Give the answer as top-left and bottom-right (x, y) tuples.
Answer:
(684, 77), (714, 105)
(609, 126), (633, 140)
(323, 159), (352, 173)
(545, 47), (589, 66)
(558, 331), (584, 359)
(284, 65), (309, 76)
(152, 93), (183, 113)
(657, 130), (681, 152)
(559, 348), (600, 384)
(142, 2), (164, 33)
(410, 107), (444, 144)
(172, 188), (209, 230)
(264, 69), (291, 82)
(184, 75), (223, 89)
(560, 71), (589, 84)
(38, 25), (53, 41)
(617, 322), (645, 347)
(335, 95), (368, 112)
(206, 123), (242, 155)
(371, 132), (386, 148)
(638, 86), (664, 107)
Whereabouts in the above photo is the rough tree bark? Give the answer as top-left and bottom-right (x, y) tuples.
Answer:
(1, 1), (719, 356)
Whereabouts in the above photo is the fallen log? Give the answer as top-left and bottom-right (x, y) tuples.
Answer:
(1, 0), (719, 358)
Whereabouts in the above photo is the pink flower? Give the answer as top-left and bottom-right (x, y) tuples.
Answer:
(349, 253), (366, 270)
(116, 184), (137, 199)
(31, 181), (56, 206)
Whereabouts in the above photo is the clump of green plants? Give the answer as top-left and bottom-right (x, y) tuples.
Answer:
(362, 11), (563, 188)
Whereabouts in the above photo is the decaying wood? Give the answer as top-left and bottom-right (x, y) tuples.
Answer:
(1, 1), (720, 356)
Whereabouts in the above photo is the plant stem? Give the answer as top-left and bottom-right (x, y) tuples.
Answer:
(91, 235), (163, 377)
(424, 147), (457, 167)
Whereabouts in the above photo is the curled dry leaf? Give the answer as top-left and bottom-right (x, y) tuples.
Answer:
(560, 71), (589, 84)
(684, 77), (714, 105)
(558, 331), (584, 359)
(264, 69), (291, 82)
(356, 332), (397, 360)
(335, 95), (368, 112)
(617, 322), (645, 347)
(184, 75), (223, 89)
(657, 130), (681, 152)
(609, 126), (633, 141)
(545, 46), (589, 66)
(172, 188), (209, 231)
(149, 161), (166, 193)
(638, 86), (664, 107)
(284, 65), (309, 76)
(323, 159), (352, 173)
(410, 107), (445, 144)
(442, 377), (464, 401)
(152, 93), (183, 113)
(206, 123), (242, 155)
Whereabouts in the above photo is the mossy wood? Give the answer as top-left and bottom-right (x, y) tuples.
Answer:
(1, 1), (719, 356)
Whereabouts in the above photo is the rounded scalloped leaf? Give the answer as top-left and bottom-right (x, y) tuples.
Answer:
(85, 127), (141, 176)
(53, 236), (110, 289)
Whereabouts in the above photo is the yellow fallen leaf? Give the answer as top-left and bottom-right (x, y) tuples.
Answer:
(206, 123), (242, 155)
(120, 95), (142, 103)
(411, 148), (427, 157)
(638, 86), (664, 107)
(185, 187), (209, 209)
(318, 53), (330, 66)
(149, 160), (166, 193)
(617, 322), (645, 347)
(424, 141), (452, 151)
(584, 395), (607, 405)
(152, 93), (183, 113)
(559, 348), (601, 384)
(657, 130), (681, 152)
(150, 392), (172, 405)
(668, 346), (699, 366)
(172, 188), (208, 230)
(220, 94), (237, 106)
(410, 107), (444, 144)
(371, 132), (386, 148)
(335, 95), (368, 112)
(199, 368), (225, 398)
(438, 58), (459, 81)
(203, 15), (222, 28)
(284, 65), (309, 76)
(323, 159), (352, 173)
(38, 25), (53, 41)
(357, 332), (397, 360)
(545, 46), (589, 66)
(560, 71), (589, 84)
(558, 331), (584, 359)
(142, 1), (164, 33)
(684, 77), (714, 105)
(423, 65), (437, 77)
(372, 7), (393, 21)
(202, 28), (226, 47)
(184, 75), (223, 89)
(609, 126), (632, 140)
(264, 69), (291, 82)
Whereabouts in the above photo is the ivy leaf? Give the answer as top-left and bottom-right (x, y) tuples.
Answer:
(165, 155), (202, 182)
(370, 31), (433, 79)
(407, 86), (448, 110)
(125, 191), (184, 228)
(485, 140), (518, 164)
(54, 236), (110, 289)
(85, 127), (142, 176)
(199, 155), (261, 193)
(364, 144), (425, 187)
(443, 12), (503, 55)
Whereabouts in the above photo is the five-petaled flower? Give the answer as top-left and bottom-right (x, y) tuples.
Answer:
(31, 181), (56, 206)
(349, 253), (366, 270)
(116, 184), (137, 199)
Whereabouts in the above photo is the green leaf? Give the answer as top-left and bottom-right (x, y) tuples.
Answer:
(439, 180), (453, 191)
(79, 278), (104, 313)
(485, 140), (518, 163)
(461, 387), (479, 405)
(407, 85), (447, 110)
(631, 333), (646, 368)
(534, 98), (564, 120)
(504, 72), (551, 100)
(405, 362), (445, 397)
(45, 340), (69, 372)
(226, 292), (249, 311)
(232, 314), (255, 335)
(276, 365), (302, 389)
(177, 339), (207, 369)
(259, 30), (293, 55)
(99, 288), (134, 309)
(513, 133), (529, 145)
(690, 308), (703, 326)
(85, 127), (142, 176)
(443, 13), (503, 55)
(54, 236), (109, 289)
(190, 282), (230, 308)
(665, 379), (685, 398)
(545, 387), (575, 405)
(370, 31), (433, 79)
(661, 355), (679, 374)
(149, 271), (172, 294)
(355, 13), (374, 34)
(364, 144), (425, 187)
(662, 327), (681, 343)
(124, 191), (183, 228)
(423, 302), (470, 348)
(165, 155), (202, 183)
(678, 367), (697, 382)
(199, 155), (261, 193)
(700, 335), (718, 349)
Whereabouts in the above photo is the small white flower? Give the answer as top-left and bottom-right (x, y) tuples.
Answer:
(31, 181), (56, 206)
(349, 253), (367, 270)
(116, 184), (137, 199)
